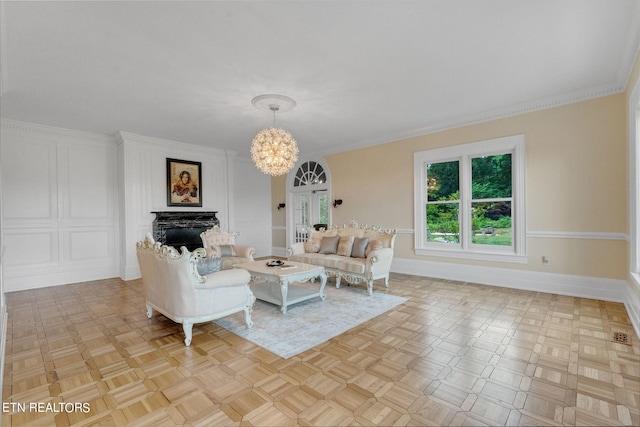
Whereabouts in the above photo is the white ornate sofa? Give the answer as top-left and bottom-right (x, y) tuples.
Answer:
(200, 225), (256, 270)
(288, 221), (397, 296)
(136, 234), (255, 346)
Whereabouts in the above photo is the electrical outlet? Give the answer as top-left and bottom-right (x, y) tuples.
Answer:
(542, 256), (550, 265)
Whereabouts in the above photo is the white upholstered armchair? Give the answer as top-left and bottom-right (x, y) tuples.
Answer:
(136, 234), (255, 346)
(200, 225), (256, 269)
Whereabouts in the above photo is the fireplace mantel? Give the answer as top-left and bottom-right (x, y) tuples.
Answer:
(152, 211), (220, 251)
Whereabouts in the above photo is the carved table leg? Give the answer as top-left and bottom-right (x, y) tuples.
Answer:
(244, 293), (255, 328)
(318, 270), (328, 300)
(280, 278), (289, 314)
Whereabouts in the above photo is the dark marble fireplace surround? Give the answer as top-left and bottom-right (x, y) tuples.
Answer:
(152, 211), (220, 252)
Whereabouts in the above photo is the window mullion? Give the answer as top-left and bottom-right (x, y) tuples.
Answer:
(460, 154), (471, 251)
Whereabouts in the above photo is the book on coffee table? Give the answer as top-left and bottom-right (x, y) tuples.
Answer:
(279, 264), (297, 270)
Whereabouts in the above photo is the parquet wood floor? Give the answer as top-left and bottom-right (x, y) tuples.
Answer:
(2, 273), (639, 426)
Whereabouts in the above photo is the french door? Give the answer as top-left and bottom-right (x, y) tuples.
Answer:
(287, 160), (330, 245)
(291, 190), (329, 243)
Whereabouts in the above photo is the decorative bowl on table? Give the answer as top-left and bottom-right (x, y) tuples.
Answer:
(266, 260), (284, 267)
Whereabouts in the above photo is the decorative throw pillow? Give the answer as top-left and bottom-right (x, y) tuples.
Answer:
(351, 237), (369, 258)
(196, 257), (223, 276)
(206, 245), (221, 258)
(337, 235), (355, 257)
(365, 239), (383, 257)
(219, 244), (236, 257)
(318, 236), (340, 254)
(304, 238), (321, 253)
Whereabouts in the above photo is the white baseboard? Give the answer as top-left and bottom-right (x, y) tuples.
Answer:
(4, 266), (119, 292)
(122, 264), (141, 281)
(624, 285), (640, 339)
(391, 257), (640, 337)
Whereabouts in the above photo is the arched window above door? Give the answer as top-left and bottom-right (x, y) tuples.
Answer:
(294, 161), (327, 187)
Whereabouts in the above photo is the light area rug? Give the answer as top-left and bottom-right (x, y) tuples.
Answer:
(214, 283), (407, 359)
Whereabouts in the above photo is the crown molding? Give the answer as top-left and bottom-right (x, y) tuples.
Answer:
(419, 85), (625, 134)
(619, 0), (640, 89)
(314, 82), (628, 158)
(314, 10), (640, 159)
(116, 131), (231, 157)
(0, 118), (114, 145)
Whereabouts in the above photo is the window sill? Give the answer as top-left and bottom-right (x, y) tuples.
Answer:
(414, 247), (528, 264)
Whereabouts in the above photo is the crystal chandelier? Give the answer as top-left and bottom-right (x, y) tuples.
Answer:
(250, 95), (299, 176)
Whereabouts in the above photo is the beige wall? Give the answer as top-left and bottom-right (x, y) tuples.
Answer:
(274, 92), (630, 281)
(271, 175), (288, 248)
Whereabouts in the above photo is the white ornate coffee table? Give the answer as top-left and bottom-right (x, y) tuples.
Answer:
(234, 260), (327, 314)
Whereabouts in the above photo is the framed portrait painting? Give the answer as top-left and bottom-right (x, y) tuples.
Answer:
(167, 158), (202, 207)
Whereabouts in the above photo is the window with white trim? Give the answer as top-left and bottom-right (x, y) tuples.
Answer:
(414, 135), (526, 262)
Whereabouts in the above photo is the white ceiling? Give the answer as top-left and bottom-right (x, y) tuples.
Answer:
(1, 1), (638, 158)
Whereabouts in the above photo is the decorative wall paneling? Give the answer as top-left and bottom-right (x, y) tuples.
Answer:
(232, 157), (272, 258)
(0, 121), (273, 288)
(116, 132), (233, 280)
(116, 132), (272, 280)
(0, 120), (119, 291)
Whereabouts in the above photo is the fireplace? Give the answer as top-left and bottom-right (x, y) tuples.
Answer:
(152, 211), (220, 252)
